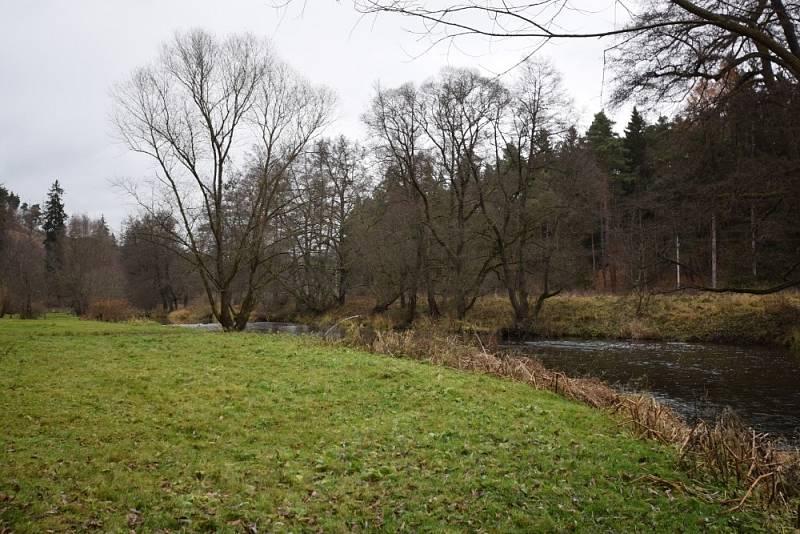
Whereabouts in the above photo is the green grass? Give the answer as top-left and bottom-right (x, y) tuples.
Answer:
(0, 317), (790, 532)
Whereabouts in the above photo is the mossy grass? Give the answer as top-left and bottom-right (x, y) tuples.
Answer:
(1, 317), (794, 531)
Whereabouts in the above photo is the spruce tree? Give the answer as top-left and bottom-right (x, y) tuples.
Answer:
(623, 107), (647, 179)
(585, 111), (626, 176)
(43, 180), (67, 244)
(43, 180), (67, 303)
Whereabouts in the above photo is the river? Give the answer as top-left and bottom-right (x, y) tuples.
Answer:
(516, 339), (800, 444)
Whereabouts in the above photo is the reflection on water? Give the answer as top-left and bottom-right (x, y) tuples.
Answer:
(517, 339), (800, 444)
(180, 321), (313, 334)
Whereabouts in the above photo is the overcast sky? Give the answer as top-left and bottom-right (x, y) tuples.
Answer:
(0, 0), (633, 230)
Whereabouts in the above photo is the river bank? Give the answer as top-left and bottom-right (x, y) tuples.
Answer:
(262, 293), (800, 350)
(4, 316), (794, 531)
(324, 320), (800, 514)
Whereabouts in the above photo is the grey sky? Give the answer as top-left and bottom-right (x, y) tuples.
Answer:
(0, 0), (631, 230)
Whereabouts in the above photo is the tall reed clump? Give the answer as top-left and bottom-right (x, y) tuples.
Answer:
(331, 319), (800, 515)
(84, 299), (137, 322)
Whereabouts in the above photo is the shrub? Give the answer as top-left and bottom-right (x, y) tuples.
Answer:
(249, 305), (269, 322)
(167, 308), (194, 324)
(0, 285), (8, 317)
(147, 308), (170, 325)
(84, 299), (137, 322)
(166, 301), (213, 324)
(18, 301), (46, 320)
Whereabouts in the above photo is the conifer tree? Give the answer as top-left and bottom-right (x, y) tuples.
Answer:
(43, 180), (67, 246)
(43, 180), (67, 303)
(623, 107), (647, 180)
(585, 112), (626, 178)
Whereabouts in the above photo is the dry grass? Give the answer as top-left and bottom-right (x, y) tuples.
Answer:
(166, 300), (213, 324)
(332, 319), (800, 514)
(84, 299), (138, 322)
(288, 292), (800, 348)
(532, 292), (800, 346)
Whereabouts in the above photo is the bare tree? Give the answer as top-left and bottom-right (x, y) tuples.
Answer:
(60, 215), (127, 316)
(611, 1), (800, 105)
(365, 83), (441, 321)
(121, 214), (196, 313)
(3, 228), (46, 318)
(282, 136), (370, 311)
(419, 68), (506, 319)
(316, 137), (371, 305)
(475, 59), (572, 323)
(355, 1), (800, 85)
(113, 29), (334, 330)
(347, 170), (424, 315)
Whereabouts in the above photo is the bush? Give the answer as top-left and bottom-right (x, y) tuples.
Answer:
(0, 285), (9, 317)
(166, 308), (194, 324)
(166, 300), (213, 324)
(84, 299), (137, 322)
(147, 308), (170, 325)
(18, 301), (46, 320)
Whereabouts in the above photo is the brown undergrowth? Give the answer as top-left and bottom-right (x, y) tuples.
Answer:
(331, 319), (800, 516)
(279, 292), (800, 348)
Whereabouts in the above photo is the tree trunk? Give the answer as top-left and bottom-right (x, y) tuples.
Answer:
(404, 292), (417, 324)
(454, 291), (467, 320)
(531, 255), (557, 321)
(218, 289), (235, 331)
(676, 234), (681, 289)
(509, 287), (529, 324)
(233, 290), (257, 332)
(750, 205), (758, 280)
(426, 287), (440, 319)
(711, 213), (718, 289)
(420, 226), (440, 319)
(373, 293), (400, 314)
(336, 261), (347, 306)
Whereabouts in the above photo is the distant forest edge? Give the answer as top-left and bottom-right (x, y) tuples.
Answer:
(1, 28), (798, 330)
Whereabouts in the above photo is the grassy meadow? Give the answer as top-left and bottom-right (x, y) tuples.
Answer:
(0, 316), (794, 532)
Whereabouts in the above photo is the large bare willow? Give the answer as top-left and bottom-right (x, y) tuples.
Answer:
(113, 29), (334, 330)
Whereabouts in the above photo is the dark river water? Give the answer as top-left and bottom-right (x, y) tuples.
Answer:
(516, 339), (800, 444)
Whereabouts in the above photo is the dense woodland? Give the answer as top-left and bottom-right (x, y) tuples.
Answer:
(2, 0), (800, 329)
